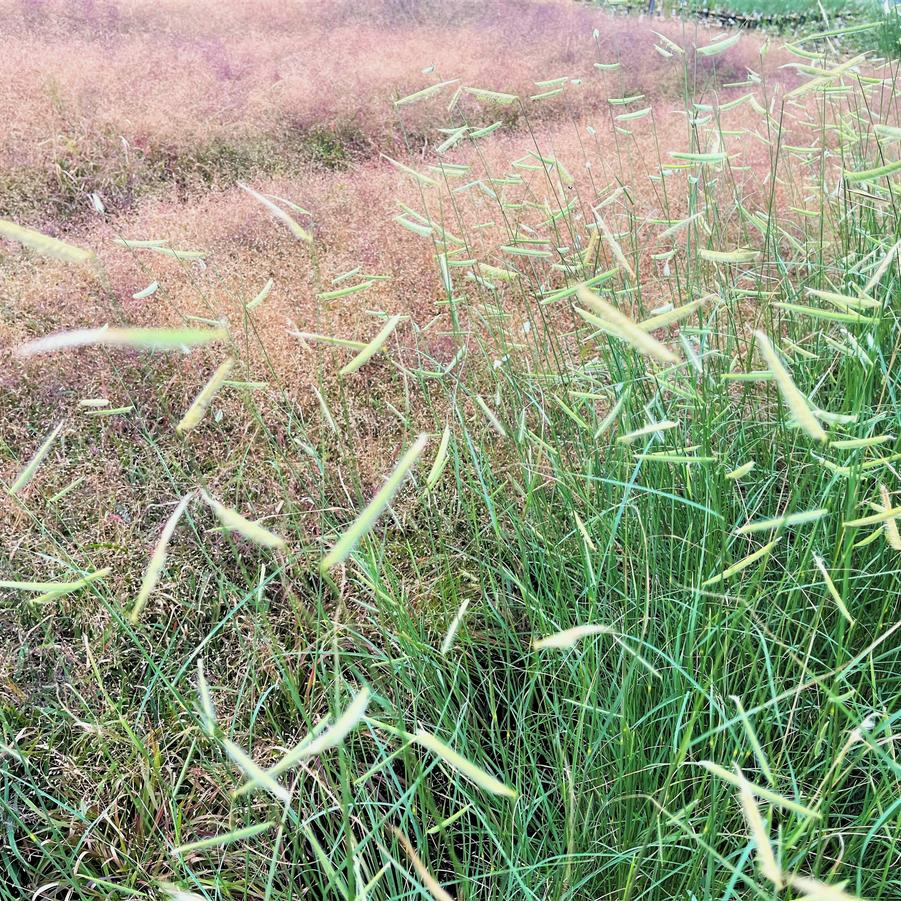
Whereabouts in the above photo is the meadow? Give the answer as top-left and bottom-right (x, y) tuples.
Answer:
(1, 1), (900, 899)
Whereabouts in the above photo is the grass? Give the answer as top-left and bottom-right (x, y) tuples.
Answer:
(0, 0), (774, 225)
(1, 4), (901, 900)
(592, 0), (901, 58)
(681, 0), (869, 17)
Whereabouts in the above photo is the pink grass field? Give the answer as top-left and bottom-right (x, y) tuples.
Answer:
(0, 0), (893, 624)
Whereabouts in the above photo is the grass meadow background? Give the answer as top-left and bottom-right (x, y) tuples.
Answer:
(1, 1), (900, 899)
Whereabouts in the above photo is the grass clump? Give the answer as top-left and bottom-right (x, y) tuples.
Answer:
(294, 125), (361, 170)
(1, 7), (900, 901)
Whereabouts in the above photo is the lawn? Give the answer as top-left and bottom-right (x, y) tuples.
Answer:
(1, 2), (899, 900)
